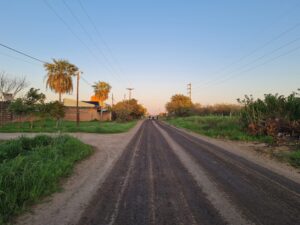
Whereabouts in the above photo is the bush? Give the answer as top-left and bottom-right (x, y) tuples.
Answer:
(0, 135), (92, 224)
(238, 91), (300, 140)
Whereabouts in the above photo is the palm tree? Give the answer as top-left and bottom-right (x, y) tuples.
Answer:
(44, 59), (78, 102)
(92, 81), (111, 107)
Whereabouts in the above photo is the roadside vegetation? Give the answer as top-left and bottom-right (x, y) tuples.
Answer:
(0, 135), (93, 224)
(0, 119), (137, 133)
(164, 90), (300, 168)
(166, 116), (273, 143)
(1, 79), (141, 133)
(112, 99), (146, 122)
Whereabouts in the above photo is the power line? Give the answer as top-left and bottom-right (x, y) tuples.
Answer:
(0, 43), (46, 64)
(0, 50), (41, 66)
(77, 0), (127, 78)
(0, 41), (94, 89)
(44, 0), (121, 84)
(198, 44), (300, 91)
(62, 0), (128, 85)
(193, 21), (300, 89)
(194, 35), (300, 91)
(81, 75), (92, 86)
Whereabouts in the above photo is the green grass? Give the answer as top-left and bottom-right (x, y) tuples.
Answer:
(289, 150), (300, 168)
(0, 119), (137, 133)
(165, 116), (273, 143)
(0, 135), (93, 224)
(274, 146), (300, 168)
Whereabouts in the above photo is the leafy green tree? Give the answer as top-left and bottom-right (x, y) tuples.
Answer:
(8, 98), (28, 127)
(44, 59), (78, 102)
(48, 101), (65, 128)
(25, 88), (46, 128)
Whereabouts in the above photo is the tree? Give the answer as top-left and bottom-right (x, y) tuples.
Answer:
(44, 59), (78, 102)
(24, 88), (46, 128)
(92, 81), (111, 107)
(112, 99), (146, 121)
(0, 71), (28, 100)
(8, 98), (28, 127)
(48, 101), (65, 128)
(166, 94), (193, 117)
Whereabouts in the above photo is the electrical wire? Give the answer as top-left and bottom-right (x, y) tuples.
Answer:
(193, 35), (300, 91)
(44, 0), (121, 84)
(62, 0), (127, 85)
(193, 17), (300, 89)
(77, 0), (127, 78)
(199, 44), (300, 91)
(0, 43), (47, 63)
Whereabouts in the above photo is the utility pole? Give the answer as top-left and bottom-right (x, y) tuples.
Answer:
(76, 71), (82, 127)
(126, 88), (134, 100)
(187, 83), (192, 101)
(111, 93), (114, 106)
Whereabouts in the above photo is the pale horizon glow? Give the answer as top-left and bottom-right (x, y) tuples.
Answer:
(0, 0), (299, 114)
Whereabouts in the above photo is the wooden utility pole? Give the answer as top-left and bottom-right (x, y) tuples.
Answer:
(187, 83), (192, 101)
(76, 71), (81, 126)
(126, 88), (134, 100)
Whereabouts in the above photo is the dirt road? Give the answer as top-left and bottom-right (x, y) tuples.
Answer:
(77, 120), (300, 225)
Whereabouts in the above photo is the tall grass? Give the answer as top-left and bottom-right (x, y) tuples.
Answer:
(238, 92), (300, 138)
(0, 119), (137, 133)
(0, 135), (93, 224)
(166, 116), (273, 143)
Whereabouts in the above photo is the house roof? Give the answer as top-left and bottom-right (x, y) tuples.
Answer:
(63, 98), (95, 108)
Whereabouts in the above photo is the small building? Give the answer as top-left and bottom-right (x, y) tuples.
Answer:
(63, 98), (111, 121)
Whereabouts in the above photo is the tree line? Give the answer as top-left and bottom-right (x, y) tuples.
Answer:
(165, 91), (300, 140)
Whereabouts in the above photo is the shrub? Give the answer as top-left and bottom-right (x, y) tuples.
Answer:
(237, 91), (300, 140)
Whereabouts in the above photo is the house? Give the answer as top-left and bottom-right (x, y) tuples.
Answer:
(63, 98), (111, 121)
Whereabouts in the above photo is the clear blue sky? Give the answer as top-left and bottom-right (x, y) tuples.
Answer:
(0, 0), (300, 114)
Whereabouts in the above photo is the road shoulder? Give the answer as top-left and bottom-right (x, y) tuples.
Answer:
(11, 120), (143, 225)
(161, 121), (300, 184)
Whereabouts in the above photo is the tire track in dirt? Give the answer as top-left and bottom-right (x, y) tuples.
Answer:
(156, 121), (300, 225)
(77, 120), (226, 225)
(77, 122), (147, 225)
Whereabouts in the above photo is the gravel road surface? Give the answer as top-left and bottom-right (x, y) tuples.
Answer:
(77, 120), (300, 225)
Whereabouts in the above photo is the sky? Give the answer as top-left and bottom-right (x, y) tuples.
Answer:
(0, 0), (300, 114)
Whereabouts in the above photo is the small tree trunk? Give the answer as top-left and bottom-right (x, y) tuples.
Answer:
(59, 92), (62, 103)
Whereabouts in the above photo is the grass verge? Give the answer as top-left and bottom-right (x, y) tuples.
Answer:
(0, 135), (93, 224)
(273, 146), (300, 168)
(0, 120), (137, 133)
(165, 116), (273, 143)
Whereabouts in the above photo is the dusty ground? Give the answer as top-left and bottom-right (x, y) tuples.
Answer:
(0, 121), (143, 225)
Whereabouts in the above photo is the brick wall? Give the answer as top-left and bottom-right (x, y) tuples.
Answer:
(0, 101), (13, 125)
(64, 107), (111, 121)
